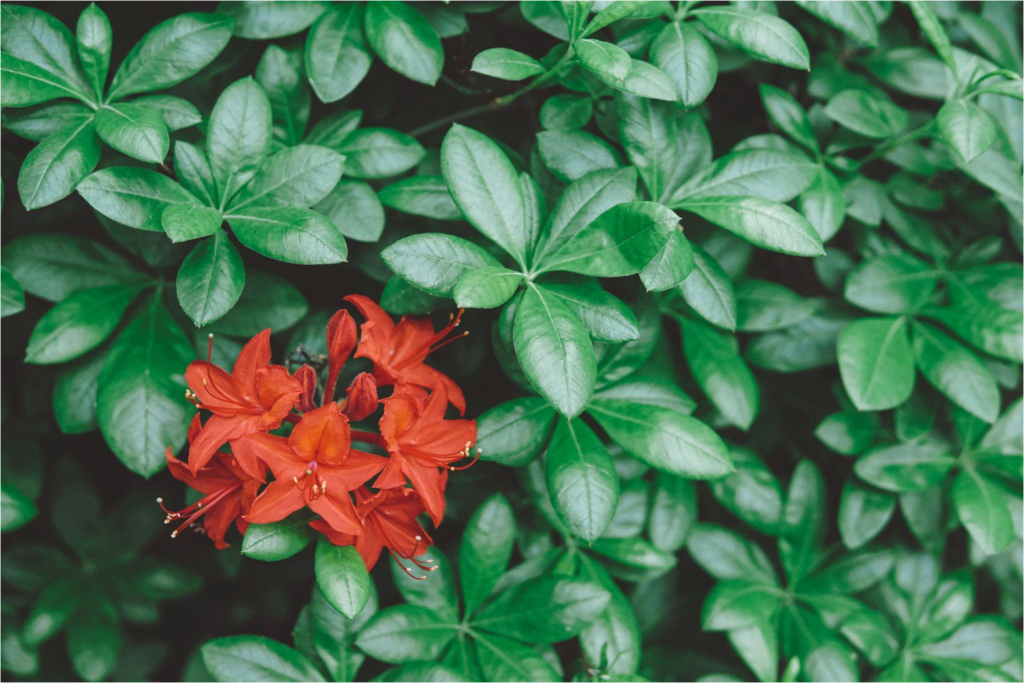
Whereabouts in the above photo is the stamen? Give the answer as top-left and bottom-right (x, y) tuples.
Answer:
(449, 442), (481, 471)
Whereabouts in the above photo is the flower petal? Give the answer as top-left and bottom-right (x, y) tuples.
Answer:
(288, 404), (351, 464)
(244, 480), (305, 524)
(232, 329), (272, 397)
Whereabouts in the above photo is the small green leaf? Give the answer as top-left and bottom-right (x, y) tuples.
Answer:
(460, 493), (516, 616)
(364, 1), (444, 85)
(202, 635), (326, 682)
(472, 48), (545, 81)
(227, 207), (347, 265)
(837, 316), (916, 412)
(692, 6), (810, 70)
(381, 233), (501, 297)
(305, 3), (372, 103)
(94, 102), (169, 164)
(546, 419), (620, 541)
(315, 537), (371, 619)
(678, 196), (824, 257)
(453, 267), (523, 309)
(26, 284), (144, 365)
(176, 231), (245, 328)
(824, 89), (909, 138)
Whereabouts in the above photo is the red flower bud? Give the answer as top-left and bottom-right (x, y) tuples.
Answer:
(342, 372), (378, 421)
(325, 310), (357, 403)
(293, 364), (318, 412)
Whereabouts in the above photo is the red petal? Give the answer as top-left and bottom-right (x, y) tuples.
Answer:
(255, 366), (302, 417)
(233, 432), (307, 477)
(288, 404), (351, 464)
(404, 460), (447, 526)
(321, 449), (388, 491)
(325, 310), (357, 401)
(185, 362), (249, 412)
(244, 480), (305, 524)
(308, 488), (363, 535)
(232, 329), (272, 396)
(187, 415), (256, 474)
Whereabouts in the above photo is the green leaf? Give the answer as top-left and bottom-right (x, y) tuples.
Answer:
(18, 120), (101, 210)
(75, 3), (111, 100)
(617, 95), (711, 204)
(837, 317), (916, 412)
(210, 269), (307, 337)
(472, 48), (545, 81)
(474, 633), (561, 682)
(679, 243), (737, 330)
(844, 254), (939, 315)
(582, 0), (647, 37)
(675, 149), (817, 204)
(460, 493), (516, 616)
(541, 201), (677, 277)
(702, 581), (781, 631)
(162, 204), (223, 243)
(648, 473), (697, 552)
(364, 1), (444, 86)
(202, 635), (326, 682)
(952, 470), (1014, 556)
(747, 308), (852, 373)
(240, 514), (315, 561)
(854, 441), (956, 492)
(473, 577), (610, 643)
(540, 94), (593, 131)
(778, 460), (825, 582)
(255, 44), (310, 149)
(546, 418), (620, 541)
(575, 38), (632, 84)
(315, 537), (371, 619)
(231, 145), (344, 211)
(54, 352), (103, 432)
(227, 207), (347, 265)
(824, 89), (909, 138)
(1, 5), (91, 100)
(107, 12), (233, 99)
(651, 22), (717, 109)
(381, 233), (501, 297)
(759, 83), (819, 153)
(305, 3), (372, 103)
(545, 283), (640, 343)
(796, 1), (878, 46)
(314, 180), (385, 243)
(533, 167), (639, 265)
(907, 0), (958, 77)
(453, 267), (523, 309)
(132, 94), (201, 131)
(25, 284), (144, 364)
(588, 396), (732, 479)
(475, 397), (556, 467)
(678, 316), (759, 430)
(4, 234), (146, 303)
(355, 605), (456, 664)
(441, 124), (528, 267)
(0, 52), (84, 107)
(1, 481), (37, 532)
(176, 231), (245, 327)
(937, 100), (997, 163)
(513, 284), (596, 419)
(800, 165), (846, 242)
(918, 617), (1023, 666)
(207, 77), (272, 209)
(616, 59), (677, 101)
(677, 196), (824, 257)
(924, 302), (1023, 364)
(378, 176), (461, 221)
(217, 1), (326, 39)
(334, 128), (424, 179)
(736, 279), (815, 332)
(94, 102), (169, 164)
(838, 481), (895, 550)
(310, 582), (374, 682)
(97, 297), (193, 477)
(692, 6), (810, 70)
(815, 411), (878, 455)
(536, 129), (621, 183)
(641, 231), (695, 293)
(0, 267), (26, 318)
(389, 546), (458, 623)
(67, 606), (121, 682)
(78, 167), (197, 231)
(174, 141), (217, 206)
(3, 101), (93, 142)
(688, 524), (777, 585)
(710, 447), (783, 535)
(911, 321), (1000, 423)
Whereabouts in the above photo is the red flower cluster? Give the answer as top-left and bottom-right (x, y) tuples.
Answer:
(159, 296), (477, 576)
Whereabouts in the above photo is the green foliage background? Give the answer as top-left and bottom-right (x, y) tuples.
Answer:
(1, 1), (1022, 682)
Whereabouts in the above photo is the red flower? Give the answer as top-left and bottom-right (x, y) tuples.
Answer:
(325, 309), (357, 403)
(373, 384), (477, 525)
(185, 330), (302, 477)
(237, 404), (387, 534)
(311, 487), (434, 576)
(344, 295), (468, 414)
(160, 446), (262, 550)
(342, 372), (378, 421)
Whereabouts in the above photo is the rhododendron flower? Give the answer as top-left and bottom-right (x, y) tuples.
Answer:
(342, 372), (378, 421)
(160, 447), (263, 550)
(238, 404), (387, 534)
(311, 487), (434, 576)
(373, 383), (477, 525)
(185, 330), (302, 476)
(344, 294), (468, 414)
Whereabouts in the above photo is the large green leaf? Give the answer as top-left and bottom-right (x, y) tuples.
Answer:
(207, 77), (273, 208)
(472, 577), (610, 643)
(546, 419), (620, 541)
(176, 230), (245, 327)
(226, 207), (347, 265)
(381, 233), (501, 297)
(315, 538), (371, 619)
(364, 1), (444, 85)
(679, 316), (759, 430)
(78, 167), (197, 231)
(692, 6), (810, 70)
(677, 196), (824, 257)
(837, 317), (916, 412)
(202, 635), (326, 683)
(18, 119), (101, 210)
(460, 493), (516, 616)
(25, 284), (145, 364)
(305, 3), (372, 103)
(94, 102), (169, 164)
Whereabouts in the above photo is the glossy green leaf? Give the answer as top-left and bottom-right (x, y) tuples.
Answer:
(227, 207), (347, 265)
(25, 284), (144, 364)
(176, 231), (245, 327)
(460, 493), (516, 616)
(546, 419), (620, 541)
(364, 1), (444, 86)
(305, 3), (372, 103)
(692, 6), (810, 70)
(838, 317), (916, 412)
